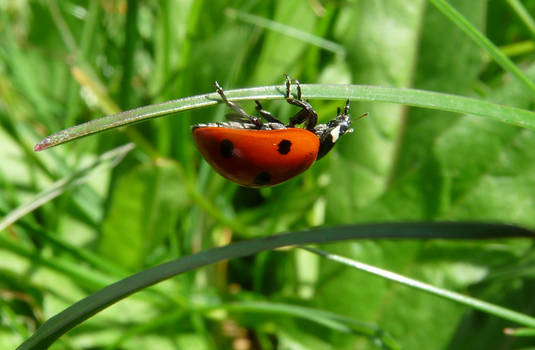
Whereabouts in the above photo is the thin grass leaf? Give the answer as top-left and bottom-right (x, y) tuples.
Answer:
(107, 301), (401, 350)
(505, 0), (535, 40)
(429, 0), (535, 96)
(1, 302), (31, 338)
(225, 8), (346, 56)
(47, 0), (77, 52)
(71, 64), (121, 115)
(0, 232), (172, 306)
(0, 143), (135, 231)
(3, 218), (128, 277)
(500, 40), (535, 58)
(65, 0), (101, 127)
(119, 0), (138, 109)
(16, 222), (534, 349)
(301, 246), (535, 328)
(34, 84), (535, 151)
(0, 234), (117, 291)
(503, 327), (535, 337)
(218, 301), (400, 349)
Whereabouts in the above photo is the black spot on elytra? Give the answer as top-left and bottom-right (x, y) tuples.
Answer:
(277, 139), (292, 154)
(253, 171), (272, 186)
(220, 139), (234, 158)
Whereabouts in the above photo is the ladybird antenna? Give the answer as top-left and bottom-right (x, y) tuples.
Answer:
(344, 99), (350, 115)
(337, 106), (341, 116)
(353, 112), (369, 121)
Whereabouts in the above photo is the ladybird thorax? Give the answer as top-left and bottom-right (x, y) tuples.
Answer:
(313, 113), (353, 160)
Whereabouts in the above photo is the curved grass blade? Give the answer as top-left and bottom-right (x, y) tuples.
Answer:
(225, 8), (346, 56)
(17, 222), (534, 349)
(107, 301), (400, 350)
(34, 84), (535, 151)
(499, 40), (535, 59)
(0, 143), (135, 231)
(429, 0), (535, 96)
(504, 0), (535, 40)
(0, 233), (116, 291)
(301, 246), (535, 329)
(218, 301), (400, 349)
(504, 327), (535, 337)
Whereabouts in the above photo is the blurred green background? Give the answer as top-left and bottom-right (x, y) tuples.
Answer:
(2, 0), (535, 349)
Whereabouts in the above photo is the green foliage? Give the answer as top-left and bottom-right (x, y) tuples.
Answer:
(2, 0), (535, 349)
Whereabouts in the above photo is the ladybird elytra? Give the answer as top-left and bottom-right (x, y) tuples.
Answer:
(192, 75), (360, 188)
(193, 127), (319, 187)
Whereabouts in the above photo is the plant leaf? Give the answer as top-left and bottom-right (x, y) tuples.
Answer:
(34, 85), (535, 151)
(16, 222), (534, 350)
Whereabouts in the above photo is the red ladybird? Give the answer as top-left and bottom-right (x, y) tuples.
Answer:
(192, 75), (363, 187)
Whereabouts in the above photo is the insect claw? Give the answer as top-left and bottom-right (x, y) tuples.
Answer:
(344, 99), (350, 115)
(294, 79), (302, 100)
(284, 74), (291, 99)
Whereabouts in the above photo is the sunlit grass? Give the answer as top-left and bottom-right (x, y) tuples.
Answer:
(2, 1), (535, 349)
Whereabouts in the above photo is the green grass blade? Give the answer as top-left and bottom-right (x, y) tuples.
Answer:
(225, 8), (346, 56)
(65, 0), (101, 127)
(16, 222), (534, 349)
(46, 0), (77, 52)
(0, 143), (135, 231)
(0, 234), (116, 291)
(3, 217), (128, 277)
(119, 0), (139, 109)
(301, 246), (535, 328)
(108, 301), (400, 350)
(504, 327), (535, 337)
(500, 40), (535, 58)
(429, 0), (535, 96)
(218, 301), (400, 349)
(220, 301), (367, 334)
(34, 84), (535, 151)
(505, 0), (535, 40)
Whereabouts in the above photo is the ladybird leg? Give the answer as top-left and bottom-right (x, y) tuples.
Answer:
(287, 100), (318, 130)
(295, 79), (303, 100)
(343, 99), (350, 115)
(255, 100), (283, 124)
(284, 75), (318, 130)
(224, 112), (262, 125)
(214, 81), (263, 128)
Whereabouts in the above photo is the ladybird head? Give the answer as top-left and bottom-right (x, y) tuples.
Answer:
(315, 99), (366, 160)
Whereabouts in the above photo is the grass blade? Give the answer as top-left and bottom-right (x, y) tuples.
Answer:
(301, 246), (535, 328)
(219, 301), (400, 350)
(503, 327), (535, 337)
(0, 234), (116, 291)
(0, 143), (135, 231)
(505, 0), (535, 40)
(119, 0), (139, 109)
(500, 40), (535, 58)
(34, 84), (535, 151)
(429, 0), (535, 96)
(108, 301), (401, 350)
(225, 8), (346, 56)
(16, 222), (534, 349)
(0, 216), (128, 277)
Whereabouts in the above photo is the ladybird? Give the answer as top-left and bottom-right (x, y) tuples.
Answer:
(192, 75), (364, 188)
